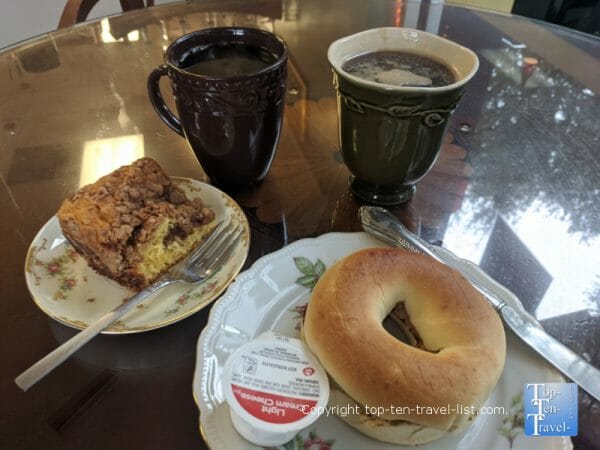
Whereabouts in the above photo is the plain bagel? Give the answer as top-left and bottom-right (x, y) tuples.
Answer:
(303, 247), (506, 445)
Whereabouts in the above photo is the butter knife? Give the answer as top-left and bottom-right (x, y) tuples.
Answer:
(360, 205), (600, 402)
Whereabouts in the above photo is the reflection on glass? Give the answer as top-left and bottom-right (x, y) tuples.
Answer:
(100, 18), (139, 43)
(160, 20), (169, 41)
(443, 196), (492, 265)
(425, 0), (444, 35)
(444, 195), (600, 321)
(442, 34), (600, 322)
(283, 0), (300, 22)
(79, 134), (144, 187)
(509, 200), (600, 321)
(480, 48), (553, 88)
(402, 0), (421, 28)
(387, 0), (443, 32)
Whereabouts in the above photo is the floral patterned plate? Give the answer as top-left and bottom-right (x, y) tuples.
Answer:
(193, 232), (571, 450)
(24, 178), (250, 334)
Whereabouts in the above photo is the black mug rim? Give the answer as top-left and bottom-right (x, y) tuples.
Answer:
(164, 27), (288, 81)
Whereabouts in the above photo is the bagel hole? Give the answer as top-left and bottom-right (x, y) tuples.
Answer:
(383, 302), (425, 349)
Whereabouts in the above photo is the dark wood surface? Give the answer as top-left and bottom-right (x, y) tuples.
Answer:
(1, 1), (599, 449)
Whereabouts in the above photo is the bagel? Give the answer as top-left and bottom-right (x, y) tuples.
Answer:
(302, 247), (506, 445)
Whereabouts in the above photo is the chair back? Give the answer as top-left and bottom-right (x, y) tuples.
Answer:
(58, 0), (154, 28)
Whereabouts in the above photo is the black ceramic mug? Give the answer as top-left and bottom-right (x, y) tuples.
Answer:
(148, 27), (288, 187)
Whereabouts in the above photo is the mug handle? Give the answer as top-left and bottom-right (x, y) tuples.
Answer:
(147, 65), (184, 137)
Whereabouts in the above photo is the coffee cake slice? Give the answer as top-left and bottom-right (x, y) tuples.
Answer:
(58, 158), (215, 290)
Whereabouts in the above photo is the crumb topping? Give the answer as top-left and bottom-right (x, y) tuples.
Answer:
(58, 157), (215, 289)
(69, 158), (213, 248)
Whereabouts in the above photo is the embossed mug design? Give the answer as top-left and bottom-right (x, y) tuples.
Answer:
(328, 28), (479, 205)
(148, 27), (288, 187)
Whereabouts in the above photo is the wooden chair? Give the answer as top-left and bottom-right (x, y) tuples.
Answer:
(58, 0), (155, 28)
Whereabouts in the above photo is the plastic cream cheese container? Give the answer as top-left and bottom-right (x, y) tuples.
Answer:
(222, 332), (330, 447)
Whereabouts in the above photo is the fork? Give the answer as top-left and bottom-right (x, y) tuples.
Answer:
(15, 221), (243, 391)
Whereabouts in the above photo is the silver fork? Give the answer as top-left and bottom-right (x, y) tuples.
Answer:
(15, 221), (243, 391)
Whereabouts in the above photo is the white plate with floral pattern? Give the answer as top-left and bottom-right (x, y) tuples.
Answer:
(24, 178), (250, 334)
(193, 232), (571, 450)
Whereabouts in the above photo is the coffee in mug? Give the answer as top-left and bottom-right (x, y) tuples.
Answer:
(342, 50), (456, 88)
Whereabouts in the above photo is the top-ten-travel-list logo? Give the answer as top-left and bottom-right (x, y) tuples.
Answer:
(524, 383), (578, 437)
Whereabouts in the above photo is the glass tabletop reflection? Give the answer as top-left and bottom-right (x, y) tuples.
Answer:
(1, 1), (598, 449)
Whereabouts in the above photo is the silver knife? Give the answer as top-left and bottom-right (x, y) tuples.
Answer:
(360, 205), (600, 402)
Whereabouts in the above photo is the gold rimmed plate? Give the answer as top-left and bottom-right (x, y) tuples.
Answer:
(24, 178), (250, 334)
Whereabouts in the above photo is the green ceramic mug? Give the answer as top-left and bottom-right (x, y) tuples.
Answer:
(328, 28), (479, 205)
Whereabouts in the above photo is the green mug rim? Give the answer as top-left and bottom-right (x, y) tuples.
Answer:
(328, 27), (479, 94)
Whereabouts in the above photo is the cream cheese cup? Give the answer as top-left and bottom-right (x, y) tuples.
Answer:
(222, 332), (330, 447)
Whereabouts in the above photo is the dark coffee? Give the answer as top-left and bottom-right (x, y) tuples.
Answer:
(180, 43), (277, 77)
(342, 50), (455, 87)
